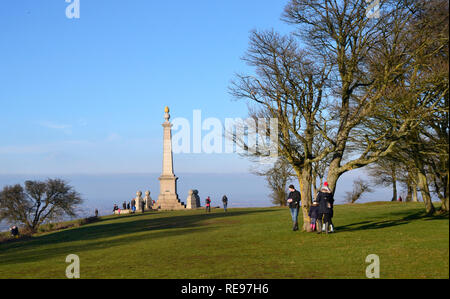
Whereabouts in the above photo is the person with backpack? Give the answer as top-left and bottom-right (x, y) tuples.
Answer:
(316, 182), (334, 234)
(205, 197), (212, 213)
(222, 195), (228, 212)
(287, 185), (301, 231)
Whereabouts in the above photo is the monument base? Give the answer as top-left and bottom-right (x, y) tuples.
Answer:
(156, 193), (186, 211)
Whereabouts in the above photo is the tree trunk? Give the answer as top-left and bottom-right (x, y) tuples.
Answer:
(412, 184), (419, 203)
(312, 173), (318, 198)
(393, 179), (398, 202)
(417, 170), (435, 215)
(299, 164), (313, 232)
(326, 167), (340, 197)
(442, 173), (449, 212)
(406, 184), (413, 202)
(441, 196), (449, 212)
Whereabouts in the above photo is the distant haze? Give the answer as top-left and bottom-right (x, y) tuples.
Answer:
(0, 170), (393, 231)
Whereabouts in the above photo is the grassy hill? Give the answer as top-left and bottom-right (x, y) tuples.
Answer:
(0, 202), (448, 279)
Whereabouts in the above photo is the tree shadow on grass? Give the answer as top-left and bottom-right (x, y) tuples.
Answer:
(337, 210), (447, 232)
(0, 209), (274, 266)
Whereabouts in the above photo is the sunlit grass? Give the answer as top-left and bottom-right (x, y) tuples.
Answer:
(0, 202), (448, 279)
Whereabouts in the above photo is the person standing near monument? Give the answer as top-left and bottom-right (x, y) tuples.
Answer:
(222, 195), (228, 212)
(131, 198), (136, 213)
(141, 200), (145, 213)
(287, 185), (301, 231)
(205, 196), (212, 213)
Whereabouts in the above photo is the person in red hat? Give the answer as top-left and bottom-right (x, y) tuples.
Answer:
(316, 182), (335, 234)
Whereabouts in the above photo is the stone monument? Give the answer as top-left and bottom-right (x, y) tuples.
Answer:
(144, 191), (153, 210)
(155, 107), (186, 210)
(135, 191), (143, 210)
(186, 190), (198, 209)
(193, 190), (201, 207)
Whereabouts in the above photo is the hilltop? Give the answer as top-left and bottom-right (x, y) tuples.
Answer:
(0, 202), (448, 279)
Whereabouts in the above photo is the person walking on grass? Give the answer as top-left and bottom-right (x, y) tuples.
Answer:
(222, 195), (228, 212)
(316, 182), (334, 234)
(287, 185), (301, 231)
(205, 196), (212, 213)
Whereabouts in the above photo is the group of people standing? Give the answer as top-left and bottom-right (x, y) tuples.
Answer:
(112, 196), (229, 214)
(205, 195), (229, 213)
(287, 182), (335, 234)
(113, 199), (153, 214)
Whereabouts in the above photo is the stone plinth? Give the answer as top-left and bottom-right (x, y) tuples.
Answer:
(186, 190), (198, 209)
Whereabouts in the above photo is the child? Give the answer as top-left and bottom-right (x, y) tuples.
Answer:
(205, 197), (211, 213)
(309, 201), (320, 231)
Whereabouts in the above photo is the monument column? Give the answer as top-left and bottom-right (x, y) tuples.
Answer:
(156, 107), (186, 210)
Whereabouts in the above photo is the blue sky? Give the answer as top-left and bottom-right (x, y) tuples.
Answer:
(0, 1), (395, 218)
(0, 0), (294, 175)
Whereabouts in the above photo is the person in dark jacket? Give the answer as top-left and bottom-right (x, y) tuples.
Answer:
(205, 197), (212, 213)
(222, 195), (228, 212)
(316, 182), (334, 234)
(131, 199), (136, 213)
(308, 200), (320, 232)
(123, 201), (127, 210)
(287, 185), (301, 231)
(10, 226), (19, 238)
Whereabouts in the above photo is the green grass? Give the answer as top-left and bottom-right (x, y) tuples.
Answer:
(0, 202), (448, 279)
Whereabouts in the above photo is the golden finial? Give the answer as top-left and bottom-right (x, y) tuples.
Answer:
(165, 106), (170, 113)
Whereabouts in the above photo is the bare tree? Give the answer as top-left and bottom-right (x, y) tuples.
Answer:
(230, 30), (331, 231)
(252, 158), (295, 207)
(345, 179), (374, 204)
(368, 158), (400, 202)
(312, 129), (333, 195)
(0, 179), (83, 233)
(283, 0), (445, 213)
(231, 0), (447, 219)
